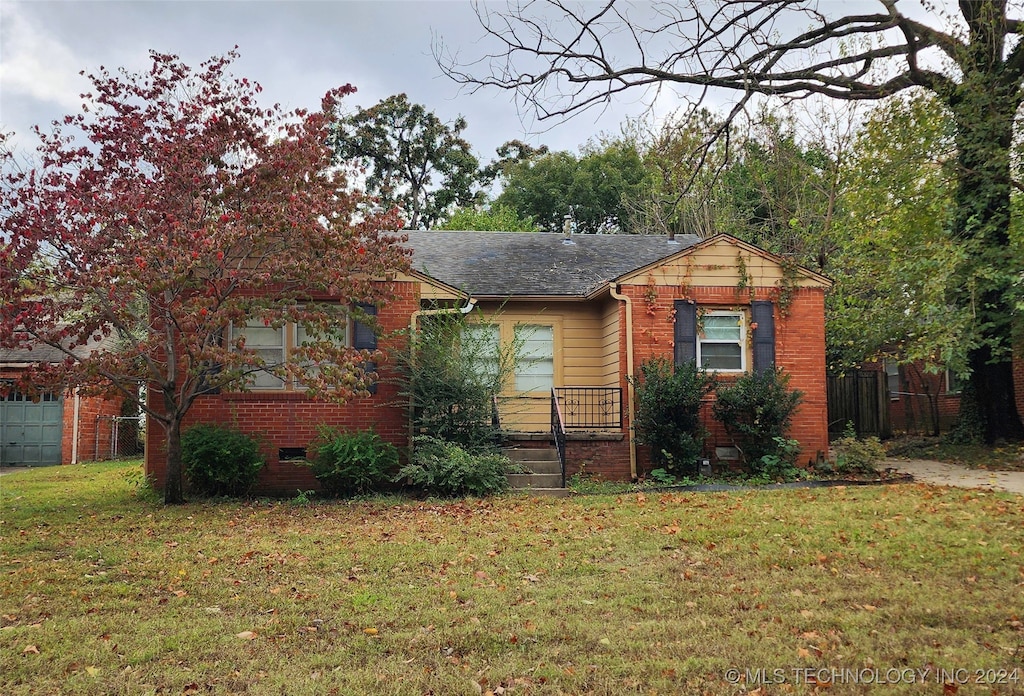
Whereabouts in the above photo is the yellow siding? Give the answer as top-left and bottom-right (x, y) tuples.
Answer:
(619, 237), (826, 289)
(418, 281), (461, 301)
(599, 296), (622, 387)
(472, 300), (607, 389)
(470, 299), (622, 431)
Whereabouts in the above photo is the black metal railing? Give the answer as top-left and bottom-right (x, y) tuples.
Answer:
(491, 394), (501, 430)
(550, 389), (567, 487)
(554, 387), (622, 430)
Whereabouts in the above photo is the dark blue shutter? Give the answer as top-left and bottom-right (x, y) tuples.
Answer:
(353, 303), (378, 394)
(673, 300), (697, 366)
(751, 300), (775, 373)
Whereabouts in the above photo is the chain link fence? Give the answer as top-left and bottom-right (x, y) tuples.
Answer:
(95, 415), (145, 460)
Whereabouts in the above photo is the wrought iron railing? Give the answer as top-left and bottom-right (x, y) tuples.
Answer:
(492, 387), (623, 433)
(550, 389), (567, 488)
(554, 387), (622, 430)
(491, 394), (501, 430)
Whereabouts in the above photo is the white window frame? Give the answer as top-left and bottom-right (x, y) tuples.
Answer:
(884, 360), (901, 401)
(232, 318), (287, 390)
(293, 315), (351, 388)
(231, 308), (352, 392)
(697, 311), (746, 373)
(515, 324), (555, 392)
(461, 323), (502, 386)
(945, 368), (963, 395)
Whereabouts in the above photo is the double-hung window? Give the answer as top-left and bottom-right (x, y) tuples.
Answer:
(698, 312), (744, 372)
(232, 305), (367, 391)
(294, 320), (348, 382)
(235, 319), (287, 390)
(515, 324), (554, 392)
(462, 323), (502, 388)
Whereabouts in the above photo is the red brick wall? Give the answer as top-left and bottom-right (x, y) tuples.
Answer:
(144, 283), (419, 496)
(62, 390), (126, 464)
(565, 437), (632, 480)
(620, 283), (830, 469)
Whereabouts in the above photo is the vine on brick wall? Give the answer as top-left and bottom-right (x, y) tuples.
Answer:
(644, 274), (659, 316)
(735, 252), (754, 301)
(775, 257), (801, 316)
(678, 259), (693, 299)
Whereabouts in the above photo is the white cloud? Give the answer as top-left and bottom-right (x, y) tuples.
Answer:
(0, 4), (88, 110)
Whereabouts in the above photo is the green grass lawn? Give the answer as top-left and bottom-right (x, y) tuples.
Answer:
(2, 461), (1023, 695)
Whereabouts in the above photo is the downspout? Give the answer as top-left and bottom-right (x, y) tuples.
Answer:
(609, 283), (637, 480)
(407, 298), (477, 450)
(71, 388), (81, 465)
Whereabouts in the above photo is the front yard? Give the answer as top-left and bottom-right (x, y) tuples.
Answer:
(1, 461), (1022, 694)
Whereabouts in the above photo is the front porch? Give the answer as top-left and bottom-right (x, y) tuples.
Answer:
(494, 387), (633, 487)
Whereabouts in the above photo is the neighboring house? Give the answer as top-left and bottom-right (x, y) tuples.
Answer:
(832, 351), (1024, 438)
(885, 360), (962, 436)
(143, 231), (833, 495)
(0, 337), (126, 467)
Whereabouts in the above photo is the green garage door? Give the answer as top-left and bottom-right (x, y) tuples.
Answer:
(1, 391), (63, 466)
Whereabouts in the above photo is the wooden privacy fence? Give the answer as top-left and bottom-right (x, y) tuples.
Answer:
(827, 371), (891, 439)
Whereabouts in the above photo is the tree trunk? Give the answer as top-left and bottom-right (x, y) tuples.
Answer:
(163, 417), (185, 504)
(949, 76), (1024, 442)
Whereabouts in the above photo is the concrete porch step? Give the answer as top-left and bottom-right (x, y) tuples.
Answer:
(503, 446), (568, 494)
(503, 447), (559, 463)
(507, 472), (563, 489)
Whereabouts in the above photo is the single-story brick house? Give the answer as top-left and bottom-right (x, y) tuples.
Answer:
(144, 231), (833, 495)
(1, 337), (127, 467)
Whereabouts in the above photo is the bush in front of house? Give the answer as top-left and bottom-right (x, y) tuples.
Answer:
(306, 427), (399, 497)
(396, 436), (512, 497)
(630, 357), (717, 477)
(393, 309), (523, 454)
(826, 424), (887, 475)
(182, 424), (265, 496)
(712, 368), (804, 476)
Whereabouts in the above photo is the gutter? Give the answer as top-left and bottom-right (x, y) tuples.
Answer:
(71, 388), (81, 465)
(609, 283), (637, 480)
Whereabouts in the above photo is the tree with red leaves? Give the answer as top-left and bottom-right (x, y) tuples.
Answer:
(0, 50), (409, 503)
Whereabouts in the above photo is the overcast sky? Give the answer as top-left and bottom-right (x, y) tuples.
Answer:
(0, 0), (664, 169)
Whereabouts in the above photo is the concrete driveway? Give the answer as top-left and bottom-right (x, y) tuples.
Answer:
(882, 459), (1024, 495)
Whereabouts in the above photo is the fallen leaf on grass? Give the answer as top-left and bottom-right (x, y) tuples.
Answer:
(235, 631), (257, 640)
(22, 645), (39, 654)
(85, 666), (99, 676)
(364, 627), (379, 635)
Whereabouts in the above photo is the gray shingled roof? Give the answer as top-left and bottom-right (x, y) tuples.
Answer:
(0, 331), (120, 366)
(404, 231), (701, 298)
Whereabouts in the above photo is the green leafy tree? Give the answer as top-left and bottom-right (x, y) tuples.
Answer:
(711, 368), (804, 473)
(625, 106), (848, 270)
(496, 139), (650, 234)
(479, 139), (550, 185)
(719, 110), (845, 273)
(437, 204), (538, 232)
(445, 0), (1024, 441)
(827, 92), (969, 378)
(332, 93), (482, 229)
(630, 358), (716, 477)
